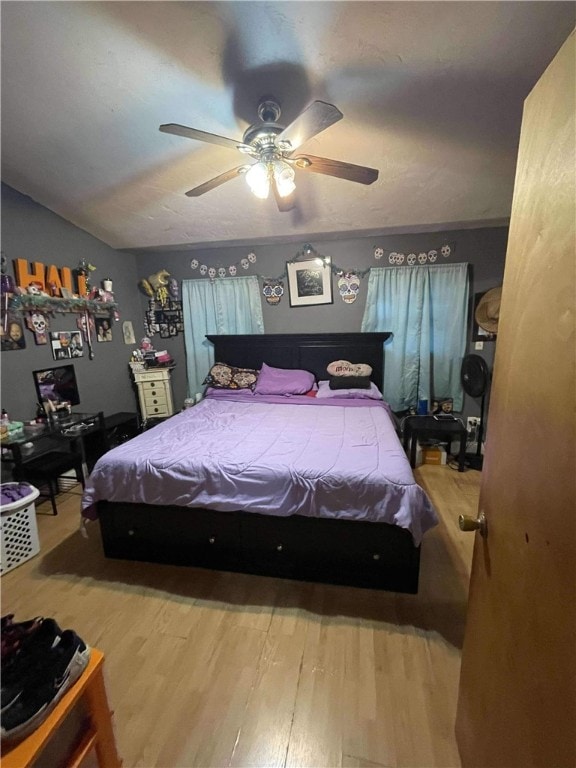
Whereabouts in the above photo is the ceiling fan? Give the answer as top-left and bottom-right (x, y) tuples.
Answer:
(159, 98), (379, 211)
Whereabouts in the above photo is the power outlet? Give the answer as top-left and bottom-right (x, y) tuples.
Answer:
(466, 417), (480, 440)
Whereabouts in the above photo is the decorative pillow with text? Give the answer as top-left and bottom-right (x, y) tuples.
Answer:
(326, 360), (373, 378)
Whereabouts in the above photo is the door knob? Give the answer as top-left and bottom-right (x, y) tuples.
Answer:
(459, 511), (487, 537)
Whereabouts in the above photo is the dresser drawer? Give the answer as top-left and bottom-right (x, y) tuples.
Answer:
(134, 370), (170, 383)
(140, 380), (166, 391)
(144, 402), (170, 417)
(143, 391), (167, 408)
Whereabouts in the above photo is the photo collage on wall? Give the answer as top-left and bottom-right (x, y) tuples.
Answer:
(144, 298), (184, 339)
(50, 331), (83, 360)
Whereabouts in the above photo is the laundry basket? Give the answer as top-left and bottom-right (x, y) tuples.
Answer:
(1, 482), (40, 575)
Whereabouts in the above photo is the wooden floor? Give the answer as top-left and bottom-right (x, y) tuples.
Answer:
(1, 465), (480, 768)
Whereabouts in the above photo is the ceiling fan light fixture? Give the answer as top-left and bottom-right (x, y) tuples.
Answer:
(273, 160), (296, 198)
(245, 161), (270, 199)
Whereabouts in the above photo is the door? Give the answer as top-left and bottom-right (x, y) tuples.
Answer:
(456, 31), (575, 768)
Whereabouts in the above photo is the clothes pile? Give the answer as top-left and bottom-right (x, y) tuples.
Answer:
(1, 615), (91, 744)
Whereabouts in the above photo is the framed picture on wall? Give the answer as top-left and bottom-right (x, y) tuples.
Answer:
(286, 257), (333, 307)
(50, 331), (83, 359)
(0, 312), (27, 351)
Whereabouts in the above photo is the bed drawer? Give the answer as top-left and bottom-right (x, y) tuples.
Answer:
(98, 503), (241, 569)
(239, 513), (420, 590)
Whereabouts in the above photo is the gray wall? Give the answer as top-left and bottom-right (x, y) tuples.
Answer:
(1, 184), (143, 421)
(2, 182), (507, 424)
(132, 227), (508, 416)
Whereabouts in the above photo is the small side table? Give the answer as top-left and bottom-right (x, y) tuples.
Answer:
(132, 368), (175, 425)
(402, 415), (467, 472)
(1, 648), (122, 768)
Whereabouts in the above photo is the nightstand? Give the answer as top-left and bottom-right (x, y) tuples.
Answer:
(402, 415), (467, 472)
(132, 368), (174, 424)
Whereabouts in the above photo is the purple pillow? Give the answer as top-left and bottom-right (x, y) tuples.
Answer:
(316, 380), (383, 400)
(254, 363), (315, 396)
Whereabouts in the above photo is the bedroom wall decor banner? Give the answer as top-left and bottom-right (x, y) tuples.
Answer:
(373, 242), (456, 265)
(287, 257), (333, 307)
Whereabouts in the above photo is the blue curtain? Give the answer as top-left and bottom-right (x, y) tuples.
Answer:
(361, 263), (469, 411)
(182, 276), (264, 397)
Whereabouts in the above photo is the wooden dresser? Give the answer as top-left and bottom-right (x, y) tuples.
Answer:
(132, 368), (174, 423)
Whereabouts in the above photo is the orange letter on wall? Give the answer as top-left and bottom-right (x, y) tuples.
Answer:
(45, 265), (73, 296)
(14, 260), (46, 290)
(59, 268), (73, 292)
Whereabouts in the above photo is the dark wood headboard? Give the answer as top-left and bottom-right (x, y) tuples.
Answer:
(205, 332), (391, 391)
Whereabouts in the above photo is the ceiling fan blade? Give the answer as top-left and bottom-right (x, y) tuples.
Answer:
(160, 124), (254, 154)
(272, 177), (296, 212)
(185, 166), (248, 197)
(293, 154), (379, 185)
(276, 101), (343, 152)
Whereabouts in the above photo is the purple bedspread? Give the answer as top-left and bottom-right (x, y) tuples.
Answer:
(82, 397), (438, 545)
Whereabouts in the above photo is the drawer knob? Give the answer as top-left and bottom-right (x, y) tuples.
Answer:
(372, 553), (380, 561)
(276, 544), (283, 552)
(208, 536), (216, 544)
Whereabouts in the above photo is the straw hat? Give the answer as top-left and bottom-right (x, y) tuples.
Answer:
(475, 287), (502, 334)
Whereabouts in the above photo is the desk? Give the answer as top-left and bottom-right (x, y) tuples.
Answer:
(1, 648), (122, 768)
(1, 413), (104, 476)
(402, 415), (467, 472)
(2, 412), (138, 476)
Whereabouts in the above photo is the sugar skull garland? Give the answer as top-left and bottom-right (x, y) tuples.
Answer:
(190, 251), (257, 280)
(373, 243), (453, 265)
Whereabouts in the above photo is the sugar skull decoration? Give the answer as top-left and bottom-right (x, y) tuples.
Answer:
(240, 258), (250, 270)
(199, 265), (208, 276)
(374, 247), (384, 260)
(407, 253), (417, 265)
(26, 311), (50, 345)
(441, 244), (451, 257)
(418, 252), (428, 264)
(247, 252), (257, 264)
(337, 272), (360, 304)
(262, 280), (284, 306)
(218, 268), (227, 279)
(228, 265), (237, 276)
(190, 259), (199, 270)
(428, 249), (438, 262)
(208, 267), (216, 280)
(26, 282), (44, 295)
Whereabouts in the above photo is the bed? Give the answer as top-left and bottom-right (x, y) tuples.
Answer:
(82, 333), (438, 593)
